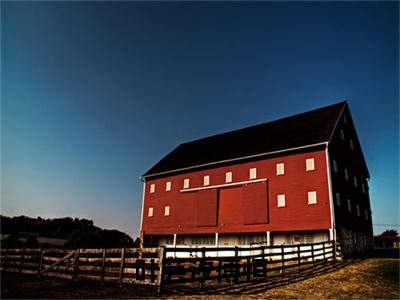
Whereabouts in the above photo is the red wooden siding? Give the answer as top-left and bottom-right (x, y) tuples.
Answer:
(196, 189), (218, 227)
(141, 149), (331, 235)
(242, 181), (268, 225)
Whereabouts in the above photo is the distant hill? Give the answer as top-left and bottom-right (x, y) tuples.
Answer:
(0, 215), (136, 248)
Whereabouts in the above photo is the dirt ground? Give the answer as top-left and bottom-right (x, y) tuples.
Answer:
(1, 258), (399, 299)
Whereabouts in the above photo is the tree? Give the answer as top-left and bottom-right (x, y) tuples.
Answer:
(381, 229), (399, 236)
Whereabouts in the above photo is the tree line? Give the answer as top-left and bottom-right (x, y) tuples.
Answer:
(1, 215), (139, 248)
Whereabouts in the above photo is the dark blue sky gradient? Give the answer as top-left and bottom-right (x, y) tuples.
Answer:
(2, 2), (398, 237)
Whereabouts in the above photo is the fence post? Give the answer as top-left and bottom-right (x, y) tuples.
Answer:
(333, 239), (337, 262)
(73, 249), (80, 282)
(323, 242), (326, 262)
(217, 258), (222, 283)
(234, 246), (239, 284)
(119, 248), (125, 288)
(157, 246), (166, 295)
(297, 245), (301, 271)
(4, 249), (8, 272)
(246, 257), (251, 282)
(261, 246), (266, 277)
(38, 248), (44, 277)
(101, 248), (106, 285)
(311, 244), (315, 266)
(280, 245), (285, 274)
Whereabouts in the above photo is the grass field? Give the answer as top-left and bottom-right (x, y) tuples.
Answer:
(1, 258), (399, 299)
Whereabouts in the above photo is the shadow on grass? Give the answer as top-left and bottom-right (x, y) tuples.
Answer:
(163, 260), (353, 296)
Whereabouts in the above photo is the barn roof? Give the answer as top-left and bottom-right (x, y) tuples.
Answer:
(143, 101), (347, 178)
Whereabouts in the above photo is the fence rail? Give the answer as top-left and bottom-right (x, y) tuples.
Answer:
(0, 247), (162, 287)
(1, 240), (340, 293)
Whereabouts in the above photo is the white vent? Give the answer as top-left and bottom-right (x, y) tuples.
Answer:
(344, 168), (349, 181)
(306, 158), (315, 171)
(335, 193), (341, 206)
(164, 206), (170, 216)
(150, 184), (155, 193)
(183, 179), (190, 189)
(148, 207), (154, 217)
(249, 168), (257, 180)
(277, 194), (286, 207)
(166, 181), (171, 191)
(225, 172), (232, 183)
(333, 160), (338, 173)
(308, 191), (317, 204)
(203, 175), (210, 186)
(347, 199), (351, 212)
(276, 163), (285, 175)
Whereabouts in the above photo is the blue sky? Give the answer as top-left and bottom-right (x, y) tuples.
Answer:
(1, 2), (398, 238)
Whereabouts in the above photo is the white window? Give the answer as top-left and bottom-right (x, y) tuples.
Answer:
(308, 191), (317, 204)
(347, 199), (351, 212)
(164, 206), (170, 216)
(354, 176), (358, 188)
(344, 168), (349, 181)
(249, 168), (257, 179)
(183, 178), (190, 189)
(306, 158), (315, 171)
(148, 207), (154, 217)
(362, 183), (366, 193)
(356, 205), (360, 216)
(165, 181), (171, 191)
(225, 172), (232, 183)
(333, 160), (338, 173)
(365, 209), (369, 220)
(276, 163), (285, 175)
(150, 184), (155, 193)
(350, 139), (354, 150)
(340, 129), (345, 140)
(335, 192), (341, 206)
(277, 194), (286, 207)
(203, 175), (210, 186)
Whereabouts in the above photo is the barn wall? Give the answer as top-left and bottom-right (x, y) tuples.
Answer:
(142, 149), (331, 235)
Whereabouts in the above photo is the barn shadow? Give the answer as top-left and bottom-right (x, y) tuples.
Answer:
(163, 260), (354, 296)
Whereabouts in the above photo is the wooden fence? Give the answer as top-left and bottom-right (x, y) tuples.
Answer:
(0, 247), (162, 287)
(1, 240), (339, 293)
(161, 240), (338, 287)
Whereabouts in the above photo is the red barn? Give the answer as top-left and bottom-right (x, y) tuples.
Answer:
(140, 101), (373, 254)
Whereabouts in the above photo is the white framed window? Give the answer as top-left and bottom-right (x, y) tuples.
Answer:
(333, 160), (338, 173)
(340, 129), (345, 140)
(249, 168), (257, 180)
(347, 199), (351, 212)
(356, 205), (360, 216)
(164, 206), (170, 216)
(344, 168), (349, 181)
(277, 194), (286, 207)
(365, 209), (369, 220)
(165, 181), (171, 191)
(350, 139), (354, 150)
(276, 163), (285, 175)
(183, 178), (190, 189)
(308, 191), (317, 205)
(225, 172), (232, 183)
(148, 207), (154, 217)
(203, 175), (210, 186)
(306, 158), (315, 171)
(150, 184), (155, 193)
(354, 176), (358, 188)
(335, 192), (341, 206)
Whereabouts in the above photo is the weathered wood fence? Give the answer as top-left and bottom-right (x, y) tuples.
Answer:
(0, 247), (162, 287)
(162, 240), (338, 287)
(1, 240), (339, 293)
